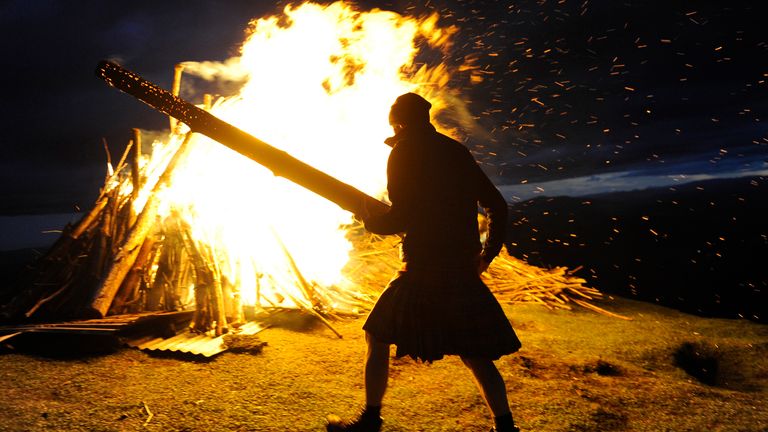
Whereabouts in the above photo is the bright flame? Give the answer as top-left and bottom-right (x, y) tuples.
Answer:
(135, 2), (464, 313)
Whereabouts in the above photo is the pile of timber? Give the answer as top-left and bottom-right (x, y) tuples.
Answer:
(0, 131), (245, 335)
(0, 131), (209, 326)
(0, 130), (379, 336)
(484, 252), (630, 319)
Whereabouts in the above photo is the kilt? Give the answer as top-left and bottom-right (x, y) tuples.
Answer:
(362, 266), (521, 362)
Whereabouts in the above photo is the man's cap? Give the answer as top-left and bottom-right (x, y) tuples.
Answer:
(389, 92), (431, 125)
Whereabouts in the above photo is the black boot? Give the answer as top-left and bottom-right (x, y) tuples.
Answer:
(326, 408), (383, 432)
(491, 412), (520, 432)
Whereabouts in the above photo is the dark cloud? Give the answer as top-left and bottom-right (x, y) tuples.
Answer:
(0, 0), (284, 213)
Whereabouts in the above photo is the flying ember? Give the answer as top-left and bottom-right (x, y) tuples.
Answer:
(135, 2), (460, 312)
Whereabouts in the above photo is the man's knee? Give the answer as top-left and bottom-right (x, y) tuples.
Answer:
(460, 356), (481, 368)
(365, 332), (390, 357)
(365, 331), (386, 346)
(461, 356), (495, 373)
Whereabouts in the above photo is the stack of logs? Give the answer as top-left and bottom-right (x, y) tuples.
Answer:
(0, 131), (213, 326)
(2, 144), (339, 337)
(484, 253), (629, 319)
(0, 129), (381, 336)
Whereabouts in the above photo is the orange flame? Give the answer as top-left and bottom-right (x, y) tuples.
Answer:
(135, 2), (465, 313)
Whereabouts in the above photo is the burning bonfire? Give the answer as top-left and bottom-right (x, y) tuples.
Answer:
(1, 2), (623, 338)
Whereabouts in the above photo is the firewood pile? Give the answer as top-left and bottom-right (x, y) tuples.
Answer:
(0, 132), (203, 326)
(0, 130), (382, 336)
(484, 253), (630, 319)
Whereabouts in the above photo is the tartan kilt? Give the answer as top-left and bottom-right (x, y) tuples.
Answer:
(362, 267), (521, 362)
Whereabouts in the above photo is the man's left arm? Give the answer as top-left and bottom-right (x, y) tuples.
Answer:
(362, 148), (411, 235)
(473, 160), (508, 267)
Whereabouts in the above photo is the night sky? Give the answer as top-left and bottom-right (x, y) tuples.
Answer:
(1, 0), (766, 214)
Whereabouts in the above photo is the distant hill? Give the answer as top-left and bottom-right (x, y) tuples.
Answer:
(505, 176), (767, 322)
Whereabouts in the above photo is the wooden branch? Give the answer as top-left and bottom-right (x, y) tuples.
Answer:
(109, 236), (157, 315)
(204, 244), (228, 336)
(169, 63), (185, 132)
(273, 231), (319, 308)
(571, 298), (633, 320)
(176, 218), (224, 334)
(229, 282), (244, 326)
(270, 232), (342, 337)
(203, 94), (212, 111)
(94, 189), (117, 280)
(71, 196), (109, 240)
(146, 242), (172, 311)
(130, 128), (142, 208)
(24, 281), (72, 318)
(86, 133), (194, 317)
(102, 137), (113, 180)
(112, 192), (134, 255)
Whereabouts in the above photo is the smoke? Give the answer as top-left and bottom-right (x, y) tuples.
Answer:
(175, 58), (250, 103)
(180, 58), (249, 82)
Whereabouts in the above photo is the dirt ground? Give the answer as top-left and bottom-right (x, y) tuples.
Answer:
(1, 297), (767, 432)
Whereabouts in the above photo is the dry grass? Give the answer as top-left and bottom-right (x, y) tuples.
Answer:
(1, 297), (767, 432)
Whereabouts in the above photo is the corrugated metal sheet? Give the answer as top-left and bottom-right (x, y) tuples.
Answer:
(125, 319), (270, 358)
(1, 310), (272, 357)
(0, 311), (193, 336)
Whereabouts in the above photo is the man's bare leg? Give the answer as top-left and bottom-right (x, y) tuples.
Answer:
(461, 357), (518, 431)
(365, 332), (390, 407)
(327, 332), (389, 431)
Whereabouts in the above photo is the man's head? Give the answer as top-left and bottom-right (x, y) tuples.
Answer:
(389, 92), (431, 132)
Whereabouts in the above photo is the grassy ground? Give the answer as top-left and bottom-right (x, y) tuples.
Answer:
(0, 297), (766, 432)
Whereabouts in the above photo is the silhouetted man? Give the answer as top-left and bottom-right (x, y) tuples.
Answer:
(327, 93), (522, 432)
